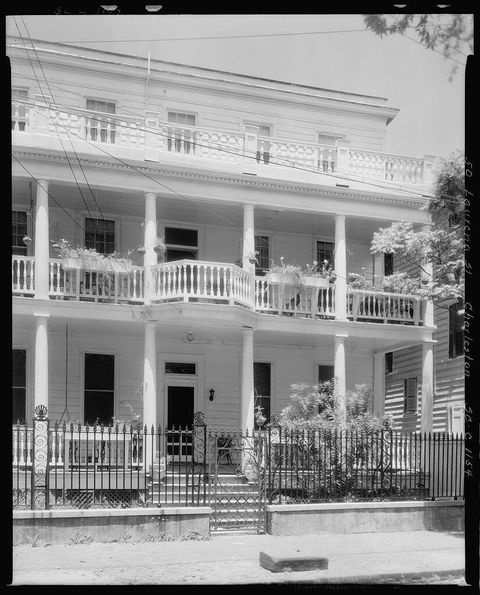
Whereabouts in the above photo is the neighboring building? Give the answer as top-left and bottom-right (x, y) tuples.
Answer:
(11, 37), (449, 436)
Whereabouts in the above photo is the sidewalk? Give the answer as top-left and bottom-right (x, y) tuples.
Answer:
(11, 530), (465, 585)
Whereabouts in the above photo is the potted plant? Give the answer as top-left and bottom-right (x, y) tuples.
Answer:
(246, 250), (259, 265)
(137, 237), (166, 262)
(265, 257), (303, 286)
(301, 261), (334, 287)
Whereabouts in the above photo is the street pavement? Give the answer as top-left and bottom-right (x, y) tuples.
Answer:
(11, 530), (466, 585)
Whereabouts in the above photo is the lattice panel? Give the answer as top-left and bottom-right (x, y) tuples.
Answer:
(64, 490), (138, 509)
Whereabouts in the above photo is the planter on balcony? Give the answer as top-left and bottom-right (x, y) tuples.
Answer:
(302, 276), (330, 288)
(62, 257), (82, 270)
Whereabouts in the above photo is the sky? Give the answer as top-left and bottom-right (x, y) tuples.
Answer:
(7, 13), (471, 159)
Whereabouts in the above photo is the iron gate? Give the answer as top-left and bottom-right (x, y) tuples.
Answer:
(208, 431), (266, 533)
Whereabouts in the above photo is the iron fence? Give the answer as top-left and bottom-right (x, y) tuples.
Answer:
(264, 426), (464, 504)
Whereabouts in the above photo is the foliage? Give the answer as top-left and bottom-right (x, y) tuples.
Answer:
(254, 405), (267, 427)
(52, 238), (133, 271)
(348, 271), (424, 295)
(302, 260), (336, 280)
(363, 14), (472, 79)
(265, 257), (303, 285)
(370, 155), (465, 302)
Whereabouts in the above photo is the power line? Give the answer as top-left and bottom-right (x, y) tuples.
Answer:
(33, 28), (368, 45)
(16, 98), (465, 208)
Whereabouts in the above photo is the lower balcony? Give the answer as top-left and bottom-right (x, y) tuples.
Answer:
(12, 256), (426, 326)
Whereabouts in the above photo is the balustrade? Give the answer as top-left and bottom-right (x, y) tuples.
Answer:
(347, 289), (422, 324)
(12, 256), (35, 295)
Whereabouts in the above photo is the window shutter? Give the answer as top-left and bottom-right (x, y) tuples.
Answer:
(404, 378), (417, 413)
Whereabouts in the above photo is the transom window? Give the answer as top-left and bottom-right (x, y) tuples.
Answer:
(84, 353), (114, 425)
(12, 349), (27, 424)
(85, 99), (116, 143)
(254, 236), (270, 276)
(164, 227), (198, 262)
(404, 377), (417, 414)
(254, 362), (271, 429)
(316, 241), (335, 268)
(12, 88), (28, 131)
(85, 218), (115, 254)
(449, 300), (464, 358)
(12, 211), (28, 256)
(165, 362), (196, 375)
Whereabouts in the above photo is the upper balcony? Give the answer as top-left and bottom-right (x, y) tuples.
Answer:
(12, 98), (435, 191)
(12, 256), (427, 327)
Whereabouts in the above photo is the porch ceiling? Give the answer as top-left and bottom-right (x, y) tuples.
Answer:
(12, 177), (393, 242)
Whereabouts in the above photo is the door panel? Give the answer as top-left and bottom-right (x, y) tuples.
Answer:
(167, 386), (194, 457)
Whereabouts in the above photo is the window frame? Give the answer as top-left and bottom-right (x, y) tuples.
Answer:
(449, 300), (464, 359)
(384, 253), (394, 277)
(385, 352), (394, 374)
(163, 224), (199, 262)
(12, 210), (29, 256)
(254, 361), (273, 429)
(85, 97), (117, 143)
(315, 239), (335, 269)
(403, 377), (418, 415)
(84, 216), (117, 254)
(81, 350), (117, 425)
(12, 87), (29, 131)
(254, 234), (270, 276)
(12, 348), (28, 424)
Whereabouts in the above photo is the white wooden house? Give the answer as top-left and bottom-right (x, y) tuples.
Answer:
(11, 37), (458, 436)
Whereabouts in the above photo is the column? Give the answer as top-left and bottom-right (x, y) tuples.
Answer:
(421, 223), (434, 327)
(334, 214), (347, 321)
(34, 313), (49, 410)
(242, 204), (256, 306)
(34, 179), (49, 300)
(373, 353), (385, 417)
(240, 326), (255, 434)
(144, 192), (157, 305)
(143, 322), (157, 472)
(334, 334), (347, 421)
(420, 339), (435, 434)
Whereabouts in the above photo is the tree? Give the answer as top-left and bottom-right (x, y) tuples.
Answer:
(370, 153), (465, 303)
(363, 14), (472, 79)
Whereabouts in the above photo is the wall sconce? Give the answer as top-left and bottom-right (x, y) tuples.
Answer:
(209, 389), (215, 402)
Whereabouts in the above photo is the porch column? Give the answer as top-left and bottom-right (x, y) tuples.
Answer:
(334, 334), (347, 421)
(420, 339), (435, 434)
(421, 223), (434, 327)
(373, 353), (385, 417)
(241, 326), (255, 434)
(143, 322), (157, 430)
(242, 204), (256, 307)
(34, 179), (49, 300)
(334, 214), (347, 321)
(144, 192), (157, 305)
(34, 313), (49, 410)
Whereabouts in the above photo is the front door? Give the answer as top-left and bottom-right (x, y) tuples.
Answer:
(167, 385), (194, 457)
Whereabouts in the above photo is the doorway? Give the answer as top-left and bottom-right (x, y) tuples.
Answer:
(167, 385), (195, 457)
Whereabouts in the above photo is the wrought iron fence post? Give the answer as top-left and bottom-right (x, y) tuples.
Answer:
(31, 405), (50, 510)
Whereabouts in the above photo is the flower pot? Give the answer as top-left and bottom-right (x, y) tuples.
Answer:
(62, 257), (82, 270)
(302, 275), (329, 288)
(107, 259), (132, 273)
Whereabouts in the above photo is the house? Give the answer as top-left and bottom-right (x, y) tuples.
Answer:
(11, 36), (447, 443)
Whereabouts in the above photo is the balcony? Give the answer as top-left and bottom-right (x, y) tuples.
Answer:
(12, 99), (431, 187)
(12, 256), (426, 326)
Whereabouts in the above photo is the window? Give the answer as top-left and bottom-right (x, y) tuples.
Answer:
(318, 364), (334, 384)
(316, 241), (335, 268)
(165, 362), (196, 374)
(384, 253), (394, 277)
(254, 236), (270, 275)
(165, 227), (198, 261)
(245, 123), (271, 164)
(84, 353), (114, 425)
(449, 300), (464, 358)
(318, 134), (339, 172)
(448, 405), (464, 435)
(385, 352), (393, 374)
(12, 88), (28, 131)
(12, 350), (26, 424)
(12, 211), (28, 256)
(167, 111), (196, 154)
(85, 99), (116, 143)
(254, 362), (271, 429)
(404, 378), (417, 414)
(85, 218), (115, 254)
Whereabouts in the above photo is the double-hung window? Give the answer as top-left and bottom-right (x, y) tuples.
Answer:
(85, 99), (116, 144)
(404, 378), (417, 414)
(167, 111), (196, 154)
(12, 349), (27, 424)
(254, 362), (271, 429)
(317, 134), (339, 172)
(12, 88), (28, 131)
(254, 235), (270, 276)
(84, 353), (115, 425)
(85, 218), (115, 254)
(164, 227), (198, 262)
(12, 211), (28, 256)
(449, 300), (464, 358)
(316, 241), (335, 269)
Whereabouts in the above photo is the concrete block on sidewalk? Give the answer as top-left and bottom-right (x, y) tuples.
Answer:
(259, 550), (329, 573)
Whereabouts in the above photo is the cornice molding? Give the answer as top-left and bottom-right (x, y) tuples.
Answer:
(13, 146), (427, 209)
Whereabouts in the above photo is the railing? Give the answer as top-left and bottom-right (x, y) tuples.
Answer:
(152, 260), (252, 307)
(13, 100), (432, 187)
(265, 426), (464, 503)
(255, 277), (335, 318)
(12, 256), (35, 294)
(347, 288), (423, 325)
